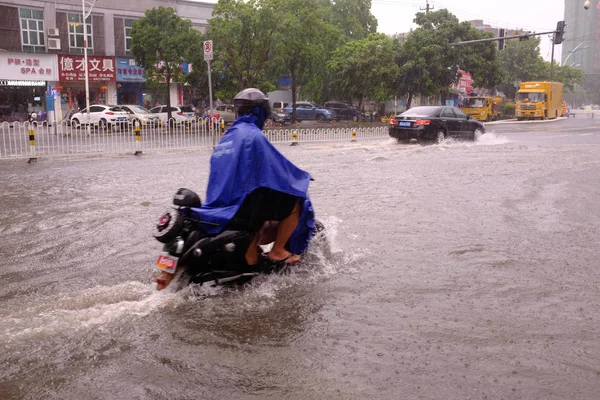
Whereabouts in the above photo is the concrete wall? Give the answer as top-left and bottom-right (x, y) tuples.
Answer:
(0, 0), (212, 55)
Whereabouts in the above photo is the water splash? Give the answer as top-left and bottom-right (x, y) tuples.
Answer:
(2, 281), (182, 342)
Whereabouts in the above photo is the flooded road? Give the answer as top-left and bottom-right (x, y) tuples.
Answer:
(1, 118), (600, 399)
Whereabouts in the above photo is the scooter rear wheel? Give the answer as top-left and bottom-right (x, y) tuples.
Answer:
(154, 209), (184, 243)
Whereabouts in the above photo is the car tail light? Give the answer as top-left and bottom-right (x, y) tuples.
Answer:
(390, 118), (397, 125)
(177, 112), (184, 116)
(415, 119), (431, 125)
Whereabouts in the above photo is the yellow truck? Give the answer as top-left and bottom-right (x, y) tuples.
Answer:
(515, 81), (563, 120)
(462, 96), (503, 122)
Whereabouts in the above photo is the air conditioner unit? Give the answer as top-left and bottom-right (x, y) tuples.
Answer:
(47, 28), (59, 37)
(47, 38), (61, 50)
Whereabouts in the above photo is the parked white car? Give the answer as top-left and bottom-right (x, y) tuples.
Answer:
(148, 105), (195, 125)
(71, 105), (129, 129)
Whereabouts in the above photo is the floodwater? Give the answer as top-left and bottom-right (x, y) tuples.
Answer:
(1, 120), (599, 399)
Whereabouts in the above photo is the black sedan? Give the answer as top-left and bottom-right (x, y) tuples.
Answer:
(389, 106), (485, 144)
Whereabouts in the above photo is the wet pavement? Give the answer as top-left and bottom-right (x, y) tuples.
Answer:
(1, 117), (599, 399)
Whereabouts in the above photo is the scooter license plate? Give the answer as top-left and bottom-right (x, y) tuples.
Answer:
(156, 253), (178, 274)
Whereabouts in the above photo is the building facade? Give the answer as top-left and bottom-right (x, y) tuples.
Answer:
(0, 0), (213, 123)
(562, 0), (598, 75)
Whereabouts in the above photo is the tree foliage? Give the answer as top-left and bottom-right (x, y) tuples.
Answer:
(328, 33), (399, 108)
(207, 0), (280, 92)
(396, 9), (502, 107)
(497, 34), (546, 98)
(271, 0), (342, 121)
(330, 0), (378, 40)
(544, 63), (584, 93)
(131, 6), (202, 119)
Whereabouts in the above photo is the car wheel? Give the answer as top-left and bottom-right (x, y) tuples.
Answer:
(316, 114), (325, 122)
(473, 128), (484, 141)
(72, 118), (81, 129)
(132, 119), (141, 129)
(434, 129), (445, 144)
(99, 118), (107, 130)
(352, 115), (359, 122)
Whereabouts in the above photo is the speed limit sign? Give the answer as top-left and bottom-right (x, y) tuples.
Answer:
(204, 40), (213, 61)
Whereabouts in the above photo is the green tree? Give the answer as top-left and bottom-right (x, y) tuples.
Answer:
(131, 6), (202, 121)
(396, 9), (501, 107)
(330, 0), (378, 40)
(271, 0), (341, 121)
(328, 33), (399, 109)
(207, 0), (281, 92)
(497, 35), (546, 99)
(544, 62), (584, 92)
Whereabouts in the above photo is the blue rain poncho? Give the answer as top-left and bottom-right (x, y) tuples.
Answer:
(191, 114), (315, 254)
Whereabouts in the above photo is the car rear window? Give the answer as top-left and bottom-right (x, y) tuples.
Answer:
(109, 107), (125, 112)
(180, 106), (194, 112)
(401, 106), (440, 117)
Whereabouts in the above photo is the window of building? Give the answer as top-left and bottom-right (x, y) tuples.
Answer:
(124, 19), (135, 55)
(20, 8), (45, 53)
(68, 13), (93, 54)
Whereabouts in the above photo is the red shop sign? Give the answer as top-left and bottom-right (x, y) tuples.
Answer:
(58, 55), (116, 82)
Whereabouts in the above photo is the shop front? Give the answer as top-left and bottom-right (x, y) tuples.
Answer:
(0, 52), (58, 123)
(57, 54), (117, 120)
(115, 57), (145, 107)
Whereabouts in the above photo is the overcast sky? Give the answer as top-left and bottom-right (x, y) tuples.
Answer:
(199, 0), (567, 61)
(372, 0), (566, 61)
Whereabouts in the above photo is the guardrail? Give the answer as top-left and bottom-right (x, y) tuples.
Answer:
(0, 120), (389, 162)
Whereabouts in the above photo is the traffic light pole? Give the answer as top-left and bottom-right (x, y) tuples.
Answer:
(550, 38), (555, 86)
(450, 30), (558, 46)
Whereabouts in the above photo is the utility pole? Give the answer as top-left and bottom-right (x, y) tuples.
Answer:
(420, 0), (434, 13)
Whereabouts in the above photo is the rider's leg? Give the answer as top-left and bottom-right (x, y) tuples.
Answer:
(244, 233), (260, 266)
(267, 200), (302, 263)
(244, 221), (279, 265)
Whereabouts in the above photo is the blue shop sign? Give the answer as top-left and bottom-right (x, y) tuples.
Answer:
(116, 57), (146, 82)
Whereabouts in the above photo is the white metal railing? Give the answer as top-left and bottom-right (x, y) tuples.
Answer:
(0, 120), (389, 161)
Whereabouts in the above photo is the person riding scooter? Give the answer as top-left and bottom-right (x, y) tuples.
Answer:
(156, 88), (316, 290)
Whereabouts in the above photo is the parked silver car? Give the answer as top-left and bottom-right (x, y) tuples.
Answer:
(119, 105), (160, 127)
(148, 105), (195, 125)
(214, 104), (236, 124)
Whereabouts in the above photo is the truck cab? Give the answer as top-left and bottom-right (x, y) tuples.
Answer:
(462, 97), (501, 122)
(515, 82), (563, 120)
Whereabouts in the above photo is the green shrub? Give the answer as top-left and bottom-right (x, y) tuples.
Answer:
(502, 102), (516, 117)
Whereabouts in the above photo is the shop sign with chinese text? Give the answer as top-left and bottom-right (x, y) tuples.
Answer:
(116, 57), (146, 82)
(0, 52), (58, 81)
(58, 55), (116, 82)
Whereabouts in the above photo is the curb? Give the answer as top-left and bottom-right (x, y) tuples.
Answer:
(486, 117), (568, 126)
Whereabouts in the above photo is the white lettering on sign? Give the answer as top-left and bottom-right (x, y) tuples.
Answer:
(89, 59), (101, 72)
(0, 80), (47, 86)
(103, 59), (114, 72)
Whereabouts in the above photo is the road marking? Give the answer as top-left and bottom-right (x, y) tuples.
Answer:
(543, 133), (595, 138)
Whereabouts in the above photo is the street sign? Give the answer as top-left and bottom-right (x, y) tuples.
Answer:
(204, 40), (213, 61)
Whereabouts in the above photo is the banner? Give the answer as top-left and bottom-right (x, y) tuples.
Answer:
(0, 53), (58, 81)
(58, 55), (116, 82)
(116, 57), (146, 82)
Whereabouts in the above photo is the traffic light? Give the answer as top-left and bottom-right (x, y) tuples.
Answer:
(555, 20), (566, 44)
(498, 28), (506, 51)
